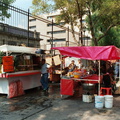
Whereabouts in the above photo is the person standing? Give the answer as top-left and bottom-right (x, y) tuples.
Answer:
(68, 60), (76, 72)
(78, 59), (84, 70)
(40, 59), (50, 93)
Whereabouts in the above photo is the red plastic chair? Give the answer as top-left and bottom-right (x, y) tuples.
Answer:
(100, 87), (112, 96)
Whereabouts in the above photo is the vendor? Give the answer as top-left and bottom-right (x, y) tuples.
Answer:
(68, 60), (76, 72)
(78, 59), (84, 70)
(101, 69), (115, 88)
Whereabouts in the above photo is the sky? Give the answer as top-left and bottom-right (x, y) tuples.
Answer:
(12, 0), (33, 11)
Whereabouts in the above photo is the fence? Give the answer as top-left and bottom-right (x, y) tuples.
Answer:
(0, 1), (91, 50)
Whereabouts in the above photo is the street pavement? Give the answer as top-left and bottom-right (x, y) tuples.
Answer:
(0, 83), (120, 120)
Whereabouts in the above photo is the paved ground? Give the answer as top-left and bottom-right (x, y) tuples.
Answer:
(0, 83), (120, 120)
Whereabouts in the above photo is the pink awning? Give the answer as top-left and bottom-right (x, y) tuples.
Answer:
(52, 46), (120, 60)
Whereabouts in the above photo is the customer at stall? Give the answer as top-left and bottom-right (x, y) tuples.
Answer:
(101, 70), (113, 88)
(101, 68), (116, 88)
(68, 60), (76, 72)
(78, 59), (84, 70)
(40, 59), (50, 93)
(115, 61), (119, 80)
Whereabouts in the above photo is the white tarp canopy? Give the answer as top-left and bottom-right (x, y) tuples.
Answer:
(0, 44), (39, 54)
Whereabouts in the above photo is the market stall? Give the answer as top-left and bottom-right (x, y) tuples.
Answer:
(46, 55), (61, 82)
(0, 45), (42, 98)
(52, 45), (120, 97)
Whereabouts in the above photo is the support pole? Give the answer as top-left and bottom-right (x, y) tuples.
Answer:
(98, 60), (101, 95)
(60, 55), (63, 78)
(27, 9), (30, 47)
(118, 60), (120, 81)
(68, 26), (69, 46)
(51, 19), (53, 56)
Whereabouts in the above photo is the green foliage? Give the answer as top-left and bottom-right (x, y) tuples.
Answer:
(96, 0), (120, 28)
(0, 0), (15, 21)
(86, 0), (120, 45)
(98, 26), (120, 47)
(31, 0), (120, 46)
(31, 0), (54, 15)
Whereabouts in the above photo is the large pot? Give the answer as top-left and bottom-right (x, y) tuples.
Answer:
(82, 83), (95, 90)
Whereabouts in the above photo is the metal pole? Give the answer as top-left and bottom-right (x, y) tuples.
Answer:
(67, 26), (69, 46)
(84, 30), (85, 46)
(118, 60), (120, 81)
(51, 19), (53, 56)
(87, 35), (88, 46)
(27, 9), (30, 47)
(60, 54), (63, 78)
(39, 32), (41, 47)
(98, 60), (101, 95)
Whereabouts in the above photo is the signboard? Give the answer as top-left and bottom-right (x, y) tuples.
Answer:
(53, 55), (61, 66)
(2, 56), (14, 72)
(46, 57), (52, 66)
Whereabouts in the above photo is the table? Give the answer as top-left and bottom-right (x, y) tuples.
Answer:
(60, 74), (101, 96)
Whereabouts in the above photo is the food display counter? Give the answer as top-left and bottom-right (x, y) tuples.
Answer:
(60, 74), (100, 96)
(0, 45), (42, 98)
(0, 70), (41, 97)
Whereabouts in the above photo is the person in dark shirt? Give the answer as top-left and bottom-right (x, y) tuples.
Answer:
(68, 60), (76, 72)
(102, 70), (113, 88)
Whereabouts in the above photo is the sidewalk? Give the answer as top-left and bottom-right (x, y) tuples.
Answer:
(0, 83), (120, 120)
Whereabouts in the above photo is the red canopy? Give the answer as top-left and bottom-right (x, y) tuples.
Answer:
(52, 46), (120, 60)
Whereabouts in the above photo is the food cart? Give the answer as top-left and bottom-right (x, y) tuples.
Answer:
(52, 45), (120, 97)
(0, 45), (42, 98)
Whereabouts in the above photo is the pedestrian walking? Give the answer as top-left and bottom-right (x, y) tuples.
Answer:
(40, 59), (50, 93)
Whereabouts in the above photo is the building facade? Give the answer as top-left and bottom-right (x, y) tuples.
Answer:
(0, 23), (42, 47)
(29, 11), (91, 50)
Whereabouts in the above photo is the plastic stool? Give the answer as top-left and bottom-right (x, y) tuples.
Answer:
(100, 87), (112, 95)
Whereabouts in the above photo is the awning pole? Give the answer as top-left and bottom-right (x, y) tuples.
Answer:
(118, 59), (120, 81)
(60, 55), (62, 78)
(98, 60), (101, 95)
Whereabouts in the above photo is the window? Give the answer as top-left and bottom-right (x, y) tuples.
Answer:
(47, 16), (53, 19)
(29, 19), (36, 22)
(79, 37), (90, 41)
(47, 38), (66, 42)
(47, 23), (57, 27)
(47, 22), (65, 27)
(29, 26), (36, 29)
(47, 30), (66, 35)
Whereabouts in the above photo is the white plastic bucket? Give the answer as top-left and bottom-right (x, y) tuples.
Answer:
(82, 94), (93, 103)
(104, 95), (113, 108)
(95, 96), (104, 109)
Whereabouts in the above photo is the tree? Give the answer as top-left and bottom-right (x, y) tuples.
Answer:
(31, 0), (54, 15)
(86, 0), (120, 46)
(31, 0), (86, 45)
(31, 0), (120, 46)
(0, 0), (15, 21)
(98, 26), (120, 47)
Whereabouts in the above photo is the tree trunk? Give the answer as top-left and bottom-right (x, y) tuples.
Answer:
(75, 0), (83, 46)
(70, 21), (79, 45)
(87, 7), (98, 46)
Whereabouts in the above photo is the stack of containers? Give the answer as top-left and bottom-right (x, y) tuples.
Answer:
(95, 95), (113, 109)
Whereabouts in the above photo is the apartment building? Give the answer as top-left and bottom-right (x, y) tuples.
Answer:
(29, 11), (91, 50)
